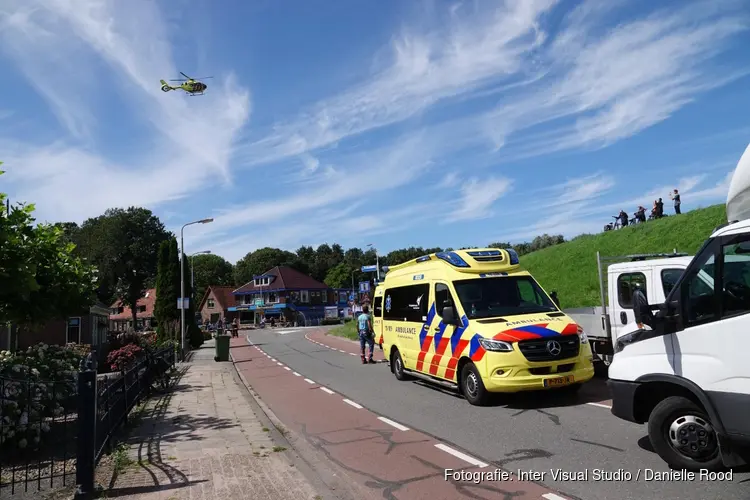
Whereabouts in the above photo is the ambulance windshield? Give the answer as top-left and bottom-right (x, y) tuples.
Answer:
(453, 276), (557, 319)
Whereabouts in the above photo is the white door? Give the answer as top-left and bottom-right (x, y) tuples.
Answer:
(671, 233), (750, 438)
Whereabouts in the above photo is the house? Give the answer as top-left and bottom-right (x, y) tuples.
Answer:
(229, 266), (353, 325)
(109, 288), (156, 332)
(197, 286), (237, 324)
(14, 303), (111, 352)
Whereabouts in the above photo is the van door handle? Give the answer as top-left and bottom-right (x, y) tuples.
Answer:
(433, 326), (441, 332)
(620, 312), (627, 325)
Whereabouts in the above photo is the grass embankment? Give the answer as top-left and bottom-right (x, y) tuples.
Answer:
(521, 204), (727, 308)
(329, 319), (358, 340)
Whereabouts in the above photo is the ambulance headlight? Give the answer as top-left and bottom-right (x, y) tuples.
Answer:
(478, 338), (513, 352)
(576, 325), (588, 344)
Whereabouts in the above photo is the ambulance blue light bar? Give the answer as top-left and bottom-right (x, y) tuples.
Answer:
(435, 251), (470, 268)
(415, 255), (431, 263)
(505, 248), (520, 265)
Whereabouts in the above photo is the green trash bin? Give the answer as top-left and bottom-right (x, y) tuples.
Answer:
(214, 334), (230, 362)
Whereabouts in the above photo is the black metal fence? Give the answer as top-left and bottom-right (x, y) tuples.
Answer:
(0, 347), (175, 498)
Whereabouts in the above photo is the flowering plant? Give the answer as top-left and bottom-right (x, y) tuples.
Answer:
(106, 344), (144, 372)
(0, 343), (84, 450)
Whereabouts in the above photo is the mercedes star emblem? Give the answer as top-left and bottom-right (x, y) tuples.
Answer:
(546, 340), (562, 356)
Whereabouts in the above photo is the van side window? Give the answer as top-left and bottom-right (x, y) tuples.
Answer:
(435, 283), (454, 317)
(373, 296), (383, 317)
(720, 238), (750, 318)
(383, 284), (430, 322)
(617, 272), (647, 309)
(661, 268), (683, 296)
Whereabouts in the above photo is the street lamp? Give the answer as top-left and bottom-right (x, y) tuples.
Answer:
(366, 243), (380, 281)
(180, 218), (213, 360)
(190, 250), (211, 296)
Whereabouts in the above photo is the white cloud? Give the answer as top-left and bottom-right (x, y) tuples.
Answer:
(236, 0), (559, 167)
(0, 0), (251, 223)
(447, 176), (513, 222)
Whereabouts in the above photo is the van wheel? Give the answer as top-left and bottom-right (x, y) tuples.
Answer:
(392, 350), (410, 381)
(648, 396), (723, 471)
(461, 363), (489, 406)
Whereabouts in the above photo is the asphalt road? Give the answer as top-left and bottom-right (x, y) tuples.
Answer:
(246, 327), (750, 500)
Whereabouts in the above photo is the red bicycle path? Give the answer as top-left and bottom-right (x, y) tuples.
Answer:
(230, 334), (574, 500)
(304, 329), (613, 408)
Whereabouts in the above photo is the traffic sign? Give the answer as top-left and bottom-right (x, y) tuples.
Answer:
(359, 281), (370, 293)
(177, 298), (189, 309)
(348, 293), (356, 301)
(361, 265), (377, 272)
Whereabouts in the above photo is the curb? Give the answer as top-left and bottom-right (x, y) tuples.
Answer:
(230, 347), (362, 500)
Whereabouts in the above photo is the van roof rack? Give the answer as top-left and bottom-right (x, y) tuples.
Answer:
(597, 250), (688, 263)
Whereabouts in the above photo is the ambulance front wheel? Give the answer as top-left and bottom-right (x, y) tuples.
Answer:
(391, 350), (410, 381)
(461, 363), (489, 406)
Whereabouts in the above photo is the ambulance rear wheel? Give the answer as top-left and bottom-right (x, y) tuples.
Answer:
(461, 363), (489, 406)
(392, 350), (410, 381)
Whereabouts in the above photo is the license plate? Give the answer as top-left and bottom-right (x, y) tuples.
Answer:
(544, 375), (574, 388)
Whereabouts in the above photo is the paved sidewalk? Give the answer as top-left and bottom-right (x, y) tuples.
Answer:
(106, 340), (322, 500)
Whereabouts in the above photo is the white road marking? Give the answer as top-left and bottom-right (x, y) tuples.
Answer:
(434, 443), (489, 468)
(320, 387), (335, 395)
(276, 362), (283, 366)
(338, 349), (346, 353)
(270, 358), (276, 362)
(587, 402), (612, 409)
(542, 494), (570, 500)
(377, 417), (409, 432)
(349, 352), (356, 356)
(304, 378), (315, 384)
(343, 399), (363, 409)
(293, 372), (301, 377)
(284, 367), (291, 371)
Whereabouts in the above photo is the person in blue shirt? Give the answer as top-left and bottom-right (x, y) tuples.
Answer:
(357, 305), (375, 364)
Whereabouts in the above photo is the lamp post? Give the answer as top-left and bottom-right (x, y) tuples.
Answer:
(367, 243), (380, 281)
(180, 218), (213, 360)
(190, 250), (211, 298)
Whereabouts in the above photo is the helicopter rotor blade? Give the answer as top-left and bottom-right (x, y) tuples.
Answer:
(169, 79), (187, 82)
(179, 71), (192, 80)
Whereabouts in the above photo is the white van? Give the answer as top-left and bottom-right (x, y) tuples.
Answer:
(607, 143), (750, 471)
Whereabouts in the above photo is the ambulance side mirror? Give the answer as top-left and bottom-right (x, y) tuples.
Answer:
(442, 307), (459, 325)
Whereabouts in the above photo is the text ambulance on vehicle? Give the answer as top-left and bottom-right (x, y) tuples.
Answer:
(608, 141), (750, 471)
(371, 248), (595, 405)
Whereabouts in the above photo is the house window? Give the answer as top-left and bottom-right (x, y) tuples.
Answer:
(207, 299), (215, 309)
(118, 307), (124, 314)
(300, 290), (309, 303)
(244, 295), (252, 305)
(138, 305), (147, 313)
(67, 317), (82, 344)
(268, 292), (278, 303)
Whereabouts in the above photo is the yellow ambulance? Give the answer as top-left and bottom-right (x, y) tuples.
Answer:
(372, 248), (595, 405)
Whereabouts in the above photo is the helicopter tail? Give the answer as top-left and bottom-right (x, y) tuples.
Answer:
(160, 80), (173, 92)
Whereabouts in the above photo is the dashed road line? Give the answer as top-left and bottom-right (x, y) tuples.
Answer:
(338, 349), (346, 353)
(270, 358), (276, 362)
(377, 416), (409, 431)
(304, 378), (315, 384)
(293, 371), (301, 376)
(284, 366), (291, 371)
(343, 399), (363, 409)
(542, 494), (570, 500)
(349, 352), (356, 356)
(320, 387), (335, 395)
(276, 362), (283, 366)
(434, 443), (489, 468)
(587, 402), (612, 409)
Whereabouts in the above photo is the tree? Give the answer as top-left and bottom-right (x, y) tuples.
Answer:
(75, 207), (171, 325)
(191, 254), (234, 300)
(233, 247), (301, 285)
(180, 253), (203, 349)
(0, 172), (97, 336)
(324, 262), (353, 289)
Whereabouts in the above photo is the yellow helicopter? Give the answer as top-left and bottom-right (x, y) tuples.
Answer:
(159, 72), (213, 96)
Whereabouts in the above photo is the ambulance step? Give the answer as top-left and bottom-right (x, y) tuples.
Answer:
(404, 369), (459, 390)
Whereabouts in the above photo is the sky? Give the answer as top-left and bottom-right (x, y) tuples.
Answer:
(1, 0), (749, 263)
